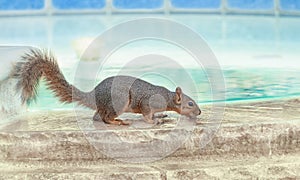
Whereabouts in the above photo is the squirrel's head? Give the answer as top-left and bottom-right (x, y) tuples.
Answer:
(173, 87), (201, 118)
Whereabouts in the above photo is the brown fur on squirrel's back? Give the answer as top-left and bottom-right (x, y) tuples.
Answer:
(11, 48), (201, 125)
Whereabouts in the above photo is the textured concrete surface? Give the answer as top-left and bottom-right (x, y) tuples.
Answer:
(0, 154), (300, 179)
(0, 98), (299, 179)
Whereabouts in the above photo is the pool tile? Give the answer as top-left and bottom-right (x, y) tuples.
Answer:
(0, 0), (44, 10)
(170, 0), (221, 9)
(112, 0), (163, 9)
(279, 0), (300, 11)
(52, 0), (105, 10)
(227, 0), (274, 10)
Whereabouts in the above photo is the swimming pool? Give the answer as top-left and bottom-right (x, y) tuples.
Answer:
(1, 14), (300, 111)
(1, 2), (300, 170)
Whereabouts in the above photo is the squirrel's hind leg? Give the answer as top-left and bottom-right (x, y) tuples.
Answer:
(93, 110), (129, 125)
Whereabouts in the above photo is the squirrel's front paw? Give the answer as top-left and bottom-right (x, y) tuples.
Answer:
(144, 118), (155, 124)
(154, 114), (168, 119)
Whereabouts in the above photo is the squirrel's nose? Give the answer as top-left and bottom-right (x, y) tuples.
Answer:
(198, 109), (201, 115)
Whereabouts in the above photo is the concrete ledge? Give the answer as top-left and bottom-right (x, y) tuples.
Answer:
(0, 119), (299, 161)
(0, 98), (299, 178)
(0, 154), (299, 179)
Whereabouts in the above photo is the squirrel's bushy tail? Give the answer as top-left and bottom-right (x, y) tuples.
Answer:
(12, 48), (96, 109)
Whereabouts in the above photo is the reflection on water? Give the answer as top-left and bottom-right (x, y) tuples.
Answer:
(224, 68), (300, 102)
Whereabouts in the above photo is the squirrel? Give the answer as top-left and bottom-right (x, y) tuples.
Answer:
(11, 48), (201, 125)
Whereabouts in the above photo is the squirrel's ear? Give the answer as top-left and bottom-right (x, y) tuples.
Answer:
(174, 87), (182, 105)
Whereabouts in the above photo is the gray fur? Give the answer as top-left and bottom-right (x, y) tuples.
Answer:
(12, 48), (201, 125)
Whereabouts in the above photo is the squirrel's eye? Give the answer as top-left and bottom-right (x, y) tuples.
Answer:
(188, 101), (194, 106)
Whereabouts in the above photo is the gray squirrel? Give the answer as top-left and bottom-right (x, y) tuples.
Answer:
(11, 48), (201, 125)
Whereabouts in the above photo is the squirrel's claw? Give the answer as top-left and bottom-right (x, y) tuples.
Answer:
(115, 119), (131, 126)
(156, 119), (165, 125)
(154, 114), (168, 119)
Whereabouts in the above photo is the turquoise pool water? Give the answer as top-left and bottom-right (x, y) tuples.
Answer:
(32, 67), (300, 110)
(1, 14), (300, 110)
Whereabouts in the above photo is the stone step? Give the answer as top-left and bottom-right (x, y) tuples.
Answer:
(0, 98), (300, 179)
(0, 98), (300, 162)
(0, 112), (299, 162)
(0, 154), (299, 179)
